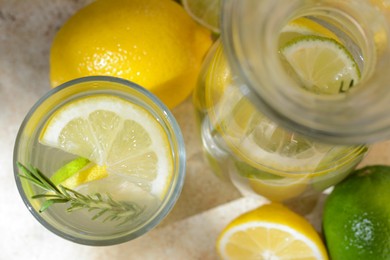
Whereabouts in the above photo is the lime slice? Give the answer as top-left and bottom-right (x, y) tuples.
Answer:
(40, 95), (173, 199)
(182, 0), (221, 33)
(280, 35), (361, 95)
(233, 160), (309, 201)
(50, 157), (90, 185)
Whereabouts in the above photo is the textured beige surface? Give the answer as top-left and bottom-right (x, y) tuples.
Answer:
(1, 1), (390, 259)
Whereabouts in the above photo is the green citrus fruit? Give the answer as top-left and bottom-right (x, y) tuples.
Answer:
(323, 165), (390, 259)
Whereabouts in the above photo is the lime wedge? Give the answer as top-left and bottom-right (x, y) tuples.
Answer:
(50, 157), (109, 189)
(280, 35), (361, 95)
(50, 157), (90, 185)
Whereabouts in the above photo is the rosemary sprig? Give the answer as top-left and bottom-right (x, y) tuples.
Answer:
(17, 162), (143, 225)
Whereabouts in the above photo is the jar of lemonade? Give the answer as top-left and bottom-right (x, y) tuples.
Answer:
(192, 0), (388, 206)
(214, 0), (390, 144)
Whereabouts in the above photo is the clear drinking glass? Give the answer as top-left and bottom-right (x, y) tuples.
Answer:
(14, 76), (186, 245)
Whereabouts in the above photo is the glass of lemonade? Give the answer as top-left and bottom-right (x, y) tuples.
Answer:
(14, 76), (186, 245)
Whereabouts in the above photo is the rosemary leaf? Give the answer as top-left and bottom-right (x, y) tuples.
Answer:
(30, 165), (62, 195)
(92, 209), (109, 220)
(32, 194), (64, 199)
(40, 200), (55, 212)
(18, 175), (48, 190)
(17, 162), (144, 225)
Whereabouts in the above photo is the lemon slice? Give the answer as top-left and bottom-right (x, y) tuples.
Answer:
(217, 203), (329, 259)
(249, 177), (309, 202)
(60, 164), (108, 190)
(215, 85), (334, 173)
(182, 0), (221, 33)
(40, 95), (173, 198)
(280, 35), (361, 95)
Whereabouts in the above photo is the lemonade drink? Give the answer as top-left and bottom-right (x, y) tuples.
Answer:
(14, 76), (185, 245)
(214, 0), (390, 144)
(194, 37), (367, 204)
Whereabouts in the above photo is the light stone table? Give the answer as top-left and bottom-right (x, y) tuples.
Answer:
(1, 1), (390, 259)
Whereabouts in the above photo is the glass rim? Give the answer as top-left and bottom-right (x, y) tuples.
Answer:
(13, 76), (186, 246)
(220, 0), (390, 144)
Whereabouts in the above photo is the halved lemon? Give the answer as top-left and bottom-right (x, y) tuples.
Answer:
(217, 203), (329, 259)
(40, 95), (173, 198)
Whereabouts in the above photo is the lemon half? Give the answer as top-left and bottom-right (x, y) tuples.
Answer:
(217, 203), (329, 259)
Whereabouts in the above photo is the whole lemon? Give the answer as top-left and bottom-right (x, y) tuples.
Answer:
(50, 0), (212, 108)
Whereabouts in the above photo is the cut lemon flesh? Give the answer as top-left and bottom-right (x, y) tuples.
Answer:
(40, 95), (173, 198)
(217, 203), (329, 259)
(60, 164), (108, 190)
(280, 35), (360, 95)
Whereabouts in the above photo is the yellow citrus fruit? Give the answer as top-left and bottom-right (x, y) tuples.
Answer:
(217, 203), (328, 260)
(50, 0), (212, 108)
(217, 203), (329, 260)
(40, 95), (173, 199)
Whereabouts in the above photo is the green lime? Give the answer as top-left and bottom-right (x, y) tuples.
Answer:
(323, 165), (390, 260)
(280, 35), (361, 95)
(50, 157), (90, 185)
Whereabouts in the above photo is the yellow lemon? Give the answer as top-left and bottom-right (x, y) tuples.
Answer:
(50, 0), (212, 108)
(217, 203), (329, 260)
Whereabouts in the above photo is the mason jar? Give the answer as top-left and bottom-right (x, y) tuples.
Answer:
(193, 0), (381, 208)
